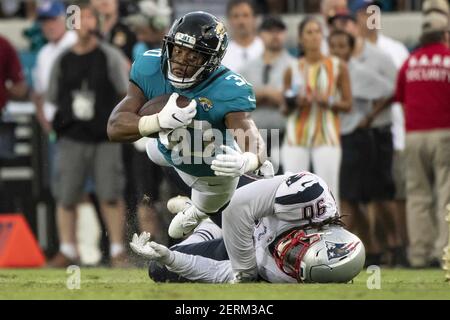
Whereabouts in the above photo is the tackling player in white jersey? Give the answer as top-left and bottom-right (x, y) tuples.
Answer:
(130, 172), (365, 283)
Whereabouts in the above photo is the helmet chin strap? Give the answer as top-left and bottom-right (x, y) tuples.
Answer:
(167, 60), (206, 89)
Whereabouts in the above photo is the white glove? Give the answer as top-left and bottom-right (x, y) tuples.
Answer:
(157, 93), (197, 130)
(129, 232), (174, 265)
(256, 160), (275, 178)
(211, 145), (260, 177)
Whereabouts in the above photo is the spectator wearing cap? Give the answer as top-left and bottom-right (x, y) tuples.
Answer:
(222, 0), (264, 73)
(33, 0), (78, 134)
(125, 0), (171, 61)
(354, 0), (411, 266)
(393, 12), (450, 268)
(353, 0), (409, 67)
(32, 1), (105, 266)
(328, 29), (394, 267)
(423, 0), (449, 47)
(327, 8), (355, 33)
(281, 16), (352, 198)
(321, 0), (349, 54)
(240, 16), (294, 173)
(422, 0), (449, 17)
(46, 2), (129, 268)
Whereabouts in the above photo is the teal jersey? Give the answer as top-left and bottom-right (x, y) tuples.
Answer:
(130, 49), (256, 177)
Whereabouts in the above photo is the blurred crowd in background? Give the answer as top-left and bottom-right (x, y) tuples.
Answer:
(0, 0), (438, 19)
(0, 0), (449, 270)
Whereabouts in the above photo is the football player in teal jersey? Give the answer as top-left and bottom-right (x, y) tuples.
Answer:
(108, 11), (271, 239)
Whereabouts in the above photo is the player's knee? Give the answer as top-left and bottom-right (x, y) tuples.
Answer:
(148, 261), (187, 283)
(148, 261), (165, 282)
(148, 261), (172, 282)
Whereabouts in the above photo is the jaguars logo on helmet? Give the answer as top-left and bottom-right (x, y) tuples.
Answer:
(161, 11), (229, 89)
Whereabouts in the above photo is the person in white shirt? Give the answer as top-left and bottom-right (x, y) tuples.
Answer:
(329, 6), (400, 266)
(33, 2), (77, 133)
(354, 0), (410, 266)
(240, 16), (295, 174)
(32, 1), (104, 268)
(221, 0), (264, 73)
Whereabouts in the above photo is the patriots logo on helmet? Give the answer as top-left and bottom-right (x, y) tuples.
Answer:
(325, 241), (360, 261)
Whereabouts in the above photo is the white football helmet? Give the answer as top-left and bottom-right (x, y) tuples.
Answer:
(272, 225), (365, 283)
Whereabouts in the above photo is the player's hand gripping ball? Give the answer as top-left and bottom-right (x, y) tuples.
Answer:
(138, 93), (196, 130)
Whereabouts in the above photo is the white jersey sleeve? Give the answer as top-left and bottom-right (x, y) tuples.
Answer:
(167, 251), (234, 283)
(222, 175), (288, 279)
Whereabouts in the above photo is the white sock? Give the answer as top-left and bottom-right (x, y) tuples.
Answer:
(194, 218), (222, 239)
(178, 218), (222, 246)
(110, 243), (124, 257)
(192, 206), (208, 220)
(60, 243), (78, 260)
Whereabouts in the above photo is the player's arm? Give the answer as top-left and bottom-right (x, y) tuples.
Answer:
(167, 253), (234, 283)
(130, 232), (234, 283)
(226, 111), (267, 164)
(329, 61), (352, 113)
(107, 83), (197, 142)
(210, 112), (267, 178)
(222, 177), (284, 282)
(107, 81), (148, 142)
(222, 203), (260, 282)
(254, 87), (284, 108)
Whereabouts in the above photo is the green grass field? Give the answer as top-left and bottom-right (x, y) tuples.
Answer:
(0, 268), (449, 300)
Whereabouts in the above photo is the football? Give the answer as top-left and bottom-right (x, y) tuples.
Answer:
(138, 93), (192, 117)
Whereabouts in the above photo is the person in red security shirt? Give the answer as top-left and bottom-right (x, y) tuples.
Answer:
(394, 12), (450, 268)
